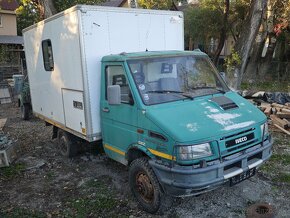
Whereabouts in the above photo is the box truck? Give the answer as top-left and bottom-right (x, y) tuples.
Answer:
(23, 5), (273, 213)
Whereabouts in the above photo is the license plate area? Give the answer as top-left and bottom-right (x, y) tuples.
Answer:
(230, 168), (256, 186)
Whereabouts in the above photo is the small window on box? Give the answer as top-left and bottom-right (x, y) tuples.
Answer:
(42, 39), (54, 71)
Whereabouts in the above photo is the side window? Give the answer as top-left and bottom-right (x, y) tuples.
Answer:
(0, 15), (2, 27)
(42, 39), (54, 71)
(106, 65), (132, 104)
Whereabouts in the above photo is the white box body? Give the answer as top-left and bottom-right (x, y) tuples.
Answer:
(23, 5), (184, 141)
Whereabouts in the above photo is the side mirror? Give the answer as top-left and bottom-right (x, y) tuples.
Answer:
(107, 85), (121, 105)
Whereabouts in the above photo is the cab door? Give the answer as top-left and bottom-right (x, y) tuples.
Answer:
(101, 63), (138, 165)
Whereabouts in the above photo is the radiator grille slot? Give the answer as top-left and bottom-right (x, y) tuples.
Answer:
(220, 128), (258, 155)
(209, 96), (239, 111)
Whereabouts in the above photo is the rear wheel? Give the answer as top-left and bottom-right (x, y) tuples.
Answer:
(129, 157), (165, 214)
(21, 103), (30, 120)
(57, 130), (78, 157)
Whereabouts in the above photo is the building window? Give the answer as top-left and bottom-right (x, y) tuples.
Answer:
(42, 39), (54, 71)
(0, 15), (2, 27)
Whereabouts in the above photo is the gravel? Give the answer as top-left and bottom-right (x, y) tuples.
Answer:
(0, 103), (289, 217)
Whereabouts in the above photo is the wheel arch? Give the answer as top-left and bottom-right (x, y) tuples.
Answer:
(126, 144), (153, 165)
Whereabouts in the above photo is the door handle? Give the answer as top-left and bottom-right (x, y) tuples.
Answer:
(102, 107), (110, 113)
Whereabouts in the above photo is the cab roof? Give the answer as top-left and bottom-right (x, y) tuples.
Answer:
(101, 50), (207, 62)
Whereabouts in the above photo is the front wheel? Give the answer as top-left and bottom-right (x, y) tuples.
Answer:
(129, 157), (165, 214)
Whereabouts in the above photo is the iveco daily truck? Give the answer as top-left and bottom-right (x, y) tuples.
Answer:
(23, 5), (273, 213)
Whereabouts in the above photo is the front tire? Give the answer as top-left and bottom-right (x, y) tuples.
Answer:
(129, 157), (165, 214)
(57, 130), (78, 158)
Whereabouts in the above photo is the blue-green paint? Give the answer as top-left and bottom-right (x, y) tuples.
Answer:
(100, 51), (269, 166)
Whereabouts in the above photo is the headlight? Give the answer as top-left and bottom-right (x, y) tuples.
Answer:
(260, 122), (269, 136)
(178, 143), (213, 160)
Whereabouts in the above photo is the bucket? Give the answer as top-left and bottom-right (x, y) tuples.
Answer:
(13, 74), (24, 95)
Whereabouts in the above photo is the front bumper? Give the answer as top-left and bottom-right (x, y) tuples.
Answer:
(149, 137), (273, 197)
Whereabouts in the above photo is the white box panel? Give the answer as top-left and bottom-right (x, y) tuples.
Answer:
(23, 5), (184, 141)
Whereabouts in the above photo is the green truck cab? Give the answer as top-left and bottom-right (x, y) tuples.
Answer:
(100, 50), (272, 213)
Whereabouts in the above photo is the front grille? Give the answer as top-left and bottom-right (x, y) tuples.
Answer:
(221, 128), (254, 140)
(227, 139), (259, 152)
(225, 133), (255, 148)
(220, 128), (258, 155)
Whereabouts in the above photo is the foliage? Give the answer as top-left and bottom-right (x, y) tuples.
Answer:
(53, 0), (104, 12)
(184, 0), (252, 53)
(184, 6), (223, 48)
(199, 0), (225, 11)
(137, 0), (173, 10)
(228, 0), (250, 40)
(16, 0), (41, 35)
(0, 45), (19, 65)
(224, 48), (241, 71)
(15, 0), (104, 33)
(0, 45), (10, 64)
(201, 0), (251, 41)
(271, 0), (290, 36)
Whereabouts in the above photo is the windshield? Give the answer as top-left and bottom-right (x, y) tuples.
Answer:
(128, 55), (229, 105)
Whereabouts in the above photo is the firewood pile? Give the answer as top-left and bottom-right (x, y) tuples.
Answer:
(259, 102), (290, 135)
(243, 91), (290, 135)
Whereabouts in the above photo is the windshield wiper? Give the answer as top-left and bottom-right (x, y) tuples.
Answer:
(191, 86), (226, 94)
(147, 90), (194, 100)
(147, 90), (183, 94)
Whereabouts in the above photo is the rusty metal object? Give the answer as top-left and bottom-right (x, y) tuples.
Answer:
(246, 203), (276, 218)
(136, 172), (154, 203)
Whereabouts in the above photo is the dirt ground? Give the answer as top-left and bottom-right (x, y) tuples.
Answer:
(0, 102), (290, 218)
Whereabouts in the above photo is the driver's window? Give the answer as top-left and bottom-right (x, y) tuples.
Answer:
(106, 65), (132, 104)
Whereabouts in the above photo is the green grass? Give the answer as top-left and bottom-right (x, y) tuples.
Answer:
(272, 132), (290, 146)
(260, 153), (290, 173)
(274, 173), (290, 184)
(62, 177), (119, 217)
(66, 196), (116, 217)
(45, 171), (55, 181)
(1, 175), (127, 217)
(260, 163), (274, 173)
(241, 81), (289, 92)
(270, 154), (290, 165)
(0, 163), (25, 180)
(260, 152), (290, 185)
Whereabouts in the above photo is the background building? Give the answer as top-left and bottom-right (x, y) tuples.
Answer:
(0, 0), (24, 81)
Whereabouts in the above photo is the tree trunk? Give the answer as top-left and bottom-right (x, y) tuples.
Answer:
(234, 0), (268, 89)
(213, 0), (230, 65)
(189, 37), (193, 50)
(38, 0), (57, 19)
(278, 37), (286, 80)
(257, 35), (277, 79)
(243, 10), (268, 80)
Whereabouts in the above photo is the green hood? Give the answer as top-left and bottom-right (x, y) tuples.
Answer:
(145, 92), (266, 143)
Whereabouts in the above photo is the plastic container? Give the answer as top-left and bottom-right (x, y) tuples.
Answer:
(13, 74), (24, 95)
